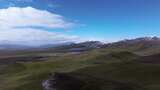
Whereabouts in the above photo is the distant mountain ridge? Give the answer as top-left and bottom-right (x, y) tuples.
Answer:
(47, 41), (104, 52)
(104, 37), (160, 55)
(0, 44), (33, 50)
(0, 37), (160, 54)
(105, 37), (160, 48)
(0, 41), (104, 54)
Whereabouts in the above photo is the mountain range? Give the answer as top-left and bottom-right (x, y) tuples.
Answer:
(0, 37), (160, 52)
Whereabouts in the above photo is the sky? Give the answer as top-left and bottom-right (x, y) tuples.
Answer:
(0, 0), (160, 45)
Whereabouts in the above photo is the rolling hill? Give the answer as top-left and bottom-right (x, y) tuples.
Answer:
(0, 37), (160, 90)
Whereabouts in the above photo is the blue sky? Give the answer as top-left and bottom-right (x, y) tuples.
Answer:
(0, 0), (159, 45)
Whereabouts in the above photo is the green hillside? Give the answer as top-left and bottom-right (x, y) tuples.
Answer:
(1, 39), (160, 90)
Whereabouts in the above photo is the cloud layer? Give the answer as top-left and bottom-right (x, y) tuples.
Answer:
(0, 7), (74, 29)
(0, 7), (77, 46)
(0, 29), (78, 46)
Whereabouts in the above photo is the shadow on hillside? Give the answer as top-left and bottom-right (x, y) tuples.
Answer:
(43, 72), (145, 90)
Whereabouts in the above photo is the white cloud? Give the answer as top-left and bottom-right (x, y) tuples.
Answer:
(0, 7), (78, 46)
(0, 28), (79, 46)
(0, 7), (74, 29)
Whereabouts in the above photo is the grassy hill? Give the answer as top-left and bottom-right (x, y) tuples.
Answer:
(1, 38), (160, 90)
(0, 50), (134, 90)
(42, 51), (160, 90)
(70, 60), (160, 90)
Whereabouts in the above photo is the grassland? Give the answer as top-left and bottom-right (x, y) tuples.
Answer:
(0, 47), (160, 90)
